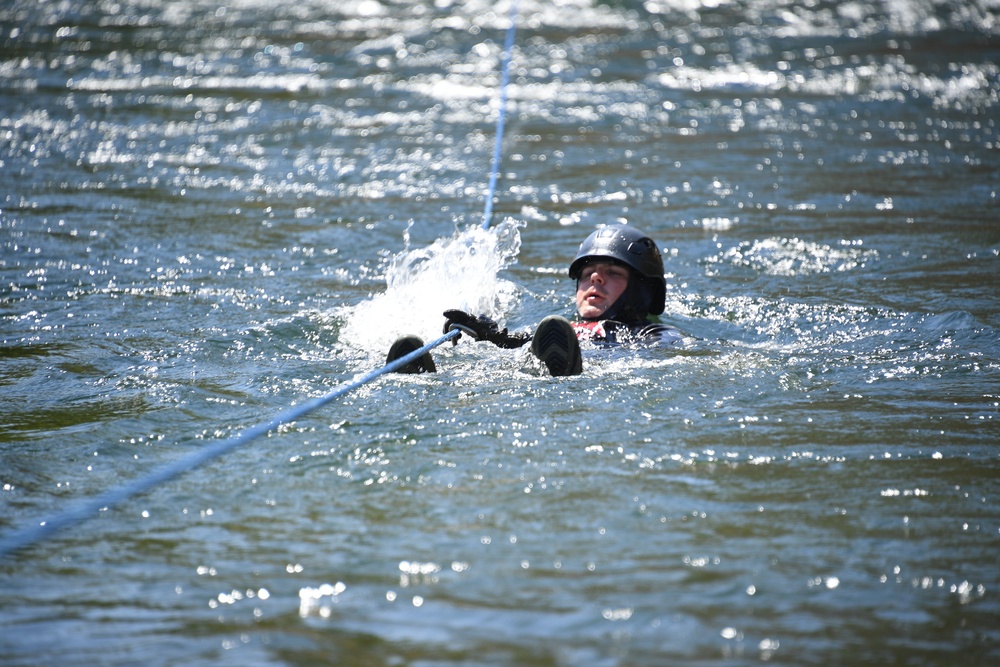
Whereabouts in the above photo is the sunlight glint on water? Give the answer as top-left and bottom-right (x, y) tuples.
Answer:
(0, 0), (998, 665)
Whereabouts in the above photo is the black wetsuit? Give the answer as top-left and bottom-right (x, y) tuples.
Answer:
(572, 319), (684, 346)
(493, 318), (683, 348)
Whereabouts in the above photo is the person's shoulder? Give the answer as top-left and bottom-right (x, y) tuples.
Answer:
(630, 321), (684, 346)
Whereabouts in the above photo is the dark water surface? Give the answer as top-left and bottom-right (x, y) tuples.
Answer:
(2, 0), (999, 665)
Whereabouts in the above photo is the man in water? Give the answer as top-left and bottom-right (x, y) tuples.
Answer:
(388, 224), (683, 376)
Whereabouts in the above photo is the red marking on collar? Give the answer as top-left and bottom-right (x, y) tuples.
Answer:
(572, 320), (606, 340)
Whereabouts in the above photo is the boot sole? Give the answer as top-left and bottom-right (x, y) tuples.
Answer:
(531, 316), (582, 376)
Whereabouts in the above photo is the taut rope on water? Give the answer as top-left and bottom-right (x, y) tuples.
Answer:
(481, 0), (519, 230)
(0, 0), (517, 558)
(0, 2), (520, 560)
(0, 330), (461, 559)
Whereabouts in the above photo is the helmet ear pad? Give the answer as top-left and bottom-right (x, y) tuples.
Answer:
(643, 274), (665, 316)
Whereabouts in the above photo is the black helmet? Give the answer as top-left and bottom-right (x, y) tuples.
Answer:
(569, 224), (666, 316)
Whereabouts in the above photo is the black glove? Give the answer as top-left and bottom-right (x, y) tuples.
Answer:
(443, 309), (497, 342)
(443, 310), (531, 349)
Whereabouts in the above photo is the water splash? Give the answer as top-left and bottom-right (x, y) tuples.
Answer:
(338, 219), (523, 354)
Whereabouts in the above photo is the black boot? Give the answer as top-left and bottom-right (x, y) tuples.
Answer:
(386, 335), (437, 374)
(530, 316), (582, 376)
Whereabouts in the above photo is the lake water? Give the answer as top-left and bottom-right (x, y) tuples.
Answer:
(1, 0), (999, 665)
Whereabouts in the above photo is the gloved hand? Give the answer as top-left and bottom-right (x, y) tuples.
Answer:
(443, 310), (531, 349)
(443, 309), (500, 342)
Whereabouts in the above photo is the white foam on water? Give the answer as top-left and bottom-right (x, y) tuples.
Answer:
(338, 219), (524, 354)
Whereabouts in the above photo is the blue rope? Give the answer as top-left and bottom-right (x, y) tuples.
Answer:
(0, 4), (522, 560)
(0, 329), (460, 559)
(481, 0), (519, 229)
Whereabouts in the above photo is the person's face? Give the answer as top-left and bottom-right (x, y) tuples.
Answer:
(575, 262), (630, 319)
